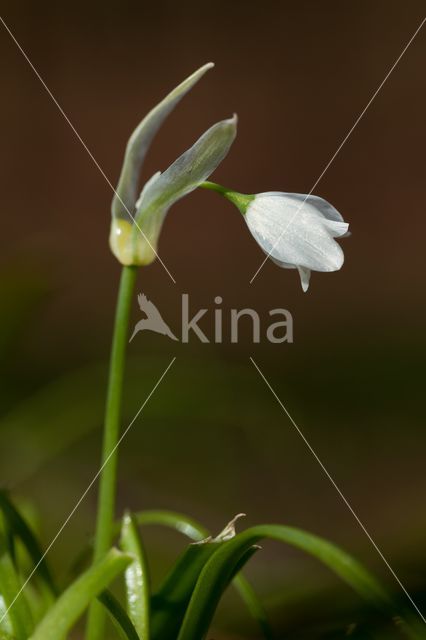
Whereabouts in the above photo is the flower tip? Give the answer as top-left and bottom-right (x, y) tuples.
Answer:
(225, 113), (238, 131)
(196, 62), (215, 76)
(220, 114), (238, 135)
(121, 511), (133, 531)
(297, 267), (311, 292)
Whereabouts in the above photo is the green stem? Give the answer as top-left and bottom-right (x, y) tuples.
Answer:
(199, 181), (254, 214)
(200, 180), (231, 196)
(86, 265), (138, 640)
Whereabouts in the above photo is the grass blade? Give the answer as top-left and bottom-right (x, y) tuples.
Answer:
(134, 511), (207, 542)
(137, 511), (274, 640)
(253, 525), (391, 607)
(29, 549), (131, 640)
(98, 590), (140, 640)
(68, 510), (273, 639)
(0, 537), (34, 639)
(0, 492), (56, 598)
(150, 537), (219, 640)
(177, 524), (393, 640)
(232, 574), (274, 639)
(120, 512), (150, 638)
(66, 511), (207, 585)
(177, 539), (260, 640)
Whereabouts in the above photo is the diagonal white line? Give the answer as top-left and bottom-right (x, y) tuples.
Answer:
(250, 356), (426, 625)
(0, 15), (176, 284)
(250, 15), (426, 284)
(0, 356), (176, 626)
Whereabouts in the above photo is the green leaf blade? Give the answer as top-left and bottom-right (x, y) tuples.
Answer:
(99, 590), (140, 640)
(134, 510), (207, 542)
(0, 492), (56, 599)
(177, 539), (259, 640)
(29, 549), (131, 640)
(232, 575), (274, 640)
(177, 524), (393, 640)
(120, 512), (150, 639)
(250, 525), (391, 609)
(150, 539), (219, 640)
(137, 511), (273, 640)
(0, 539), (34, 640)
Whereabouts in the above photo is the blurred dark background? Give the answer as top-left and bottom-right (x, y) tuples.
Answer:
(0, 0), (425, 637)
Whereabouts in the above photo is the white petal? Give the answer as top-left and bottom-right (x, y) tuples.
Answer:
(112, 63), (214, 219)
(284, 194), (350, 239)
(281, 193), (344, 223)
(297, 266), (311, 292)
(270, 256), (296, 269)
(246, 192), (348, 273)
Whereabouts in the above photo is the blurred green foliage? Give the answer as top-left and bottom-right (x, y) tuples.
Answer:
(0, 264), (425, 638)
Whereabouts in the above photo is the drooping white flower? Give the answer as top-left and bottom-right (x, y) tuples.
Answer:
(245, 192), (348, 291)
(109, 63), (237, 266)
(200, 184), (349, 292)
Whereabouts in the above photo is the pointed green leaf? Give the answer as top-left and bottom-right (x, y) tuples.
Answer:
(68, 510), (272, 640)
(177, 524), (393, 640)
(150, 538), (220, 640)
(120, 512), (150, 638)
(112, 62), (214, 220)
(98, 590), (140, 640)
(29, 549), (131, 640)
(177, 540), (260, 640)
(133, 511), (273, 639)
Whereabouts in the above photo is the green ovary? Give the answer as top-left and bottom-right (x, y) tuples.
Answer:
(109, 219), (157, 266)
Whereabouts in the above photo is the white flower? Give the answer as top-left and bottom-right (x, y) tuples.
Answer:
(245, 192), (349, 291)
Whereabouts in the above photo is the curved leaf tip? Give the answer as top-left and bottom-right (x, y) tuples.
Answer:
(112, 62), (216, 220)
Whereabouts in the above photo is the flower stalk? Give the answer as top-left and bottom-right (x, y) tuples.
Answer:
(200, 181), (254, 214)
(86, 264), (137, 640)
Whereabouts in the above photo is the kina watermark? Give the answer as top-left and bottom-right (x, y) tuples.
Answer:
(130, 293), (293, 344)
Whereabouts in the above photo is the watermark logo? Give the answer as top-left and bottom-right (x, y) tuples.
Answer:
(131, 293), (293, 344)
(130, 294), (178, 342)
